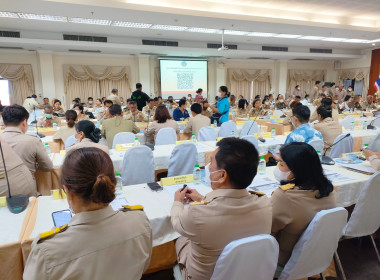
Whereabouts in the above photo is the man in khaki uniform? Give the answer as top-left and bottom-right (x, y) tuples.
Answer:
(101, 105), (139, 148)
(0, 105), (53, 180)
(142, 99), (156, 119)
(22, 94), (40, 113)
(361, 95), (377, 110)
(124, 100), (147, 122)
(364, 149), (380, 171)
(171, 138), (272, 280)
(37, 105), (62, 128)
(183, 103), (211, 137)
(0, 139), (36, 197)
(309, 81), (321, 102)
(96, 100), (113, 124)
(328, 83), (336, 97)
(313, 106), (342, 149)
(107, 88), (122, 105)
(309, 98), (339, 123)
(335, 84), (347, 103)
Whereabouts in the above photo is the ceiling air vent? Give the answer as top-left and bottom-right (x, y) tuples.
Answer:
(310, 48), (332, 54)
(0, 31), (20, 38)
(292, 58), (313, 61)
(68, 49), (102, 53)
(207, 43), (238, 50)
(63, 34), (107, 43)
(262, 46), (288, 52)
(142, 40), (178, 47)
(0, 46), (23, 50)
(249, 57), (270, 60)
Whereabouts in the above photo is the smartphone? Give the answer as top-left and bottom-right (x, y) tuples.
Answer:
(147, 182), (163, 191)
(52, 210), (72, 227)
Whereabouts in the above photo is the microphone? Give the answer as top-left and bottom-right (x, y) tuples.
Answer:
(321, 133), (351, 165)
(367, 115), (380, 130)
(147, 109), (151, 124)
(247, 107), (262, 137)
(0, 141), (29, 214)
(32, 107), (45, 138)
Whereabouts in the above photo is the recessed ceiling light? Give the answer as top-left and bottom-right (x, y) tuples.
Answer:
(369, 39), (380, 43)
(112, 21), (152, 28)
(275, 34), (300, 38)
(321, 38), (347, 42)
(224, 30), (249, 36)
(343, 39), (370, 43)
(18, 13), (67, 22)
(0, 12), (18, 18)
(186, 27), (221, 34)
(299, 36), (325, 40)
(248, 32), (275, 37)
(68, 17), (111, 25)
(151, 25), (187, 31)
(372, 43), (376, 46)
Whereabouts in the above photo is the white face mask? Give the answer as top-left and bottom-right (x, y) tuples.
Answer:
(334, 100), (338, 104)
(204, 163), (223, 185)
(265, 101), (269, 105)
(273, 165), (291, 182)
(279, 99), (284, 103)
(297, 87), (300, 90)
(348, 88), (352, 92)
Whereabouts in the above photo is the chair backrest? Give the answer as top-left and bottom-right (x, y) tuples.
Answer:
(210, 234), (279, 280)
(121, 145), (155, 185)
(197, 126), (217, 142)
(27, 109), (43, 124)
(167, 143), (198, 177)
(273, 110), (283, 116)
(279, 207), (348, 280)
(241, 135), (259, 151)
(218, 121), (237, 137)
(343, 172), (380, 238)
(329, 133), (353, 158)
(341, 115), (355, 129)
(368, 130), (380, 152)
(240, 121), (258, 137)
(155, 127), (177, 146)
(112, 132), (135, 149)
(64, 135), (76, 150)
(373, 117), (380, 128)
(308, 139), (324, 153)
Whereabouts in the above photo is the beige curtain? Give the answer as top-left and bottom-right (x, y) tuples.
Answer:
(64, 65), (131, 107)
(337, 68), (369, 98)
(154, 67), (161, 96)
(287, 70), (326, 98)
(0, 64), (35, 105)
(227, 69), (272, 99)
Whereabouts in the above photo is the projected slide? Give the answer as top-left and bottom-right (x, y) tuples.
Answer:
(160, 60), (208, 99)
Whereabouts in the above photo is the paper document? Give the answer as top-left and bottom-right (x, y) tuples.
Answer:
(337, 163), (376, 175)
(323, 169), (354, 183)
(164, 183), (209, 199)
(110, 197), (129, 211)
(249, 177), (279, 188)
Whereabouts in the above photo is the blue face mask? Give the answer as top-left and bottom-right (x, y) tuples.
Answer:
(166, 104), (170, 108)
(45, 114), (52, 119)
(89, 101), (93, 104)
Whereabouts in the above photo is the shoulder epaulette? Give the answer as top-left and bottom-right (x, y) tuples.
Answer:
(280, 184), (295, 191)
(190, 200), (210, 206)
(121, 205), (144, 211)
(249, 190), (266, 197)
(39, 224), (68, 242)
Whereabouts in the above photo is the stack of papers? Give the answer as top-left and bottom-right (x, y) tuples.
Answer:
(247, 177), (279, 196)
(336, 164), (376, 175)
(323, 169), (354, 183)
(110, 197), (129, 211)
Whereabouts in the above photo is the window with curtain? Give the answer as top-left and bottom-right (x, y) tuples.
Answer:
(287, 70), (326, 98)
(0, 78), (10, 105)
(338, 68), (369, 98)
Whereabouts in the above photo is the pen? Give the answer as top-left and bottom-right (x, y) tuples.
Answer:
(181, 184), (187, 192)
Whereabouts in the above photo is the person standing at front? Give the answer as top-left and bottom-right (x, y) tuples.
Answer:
(131, 83), (150, 111)
(205, 86), (230, 125)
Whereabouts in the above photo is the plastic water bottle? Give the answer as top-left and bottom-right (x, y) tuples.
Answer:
(44, 143), (51, 155)
(53, 122), (57, 130)
(95, 120), (100, 128)
(231, 130), (236, 137)
(271, 128), (276, 138)
(191, 134), (197, 144)
(351, 122), (355, 130)
(363, 121), (368, 130)
(115, 173), (123, 196)
(267, 111), (271, 119)
(362, 144), (369, 151)
(317, 151), (322, 162)
(258, 156), (266, 175)
(133, 137), (140, 146)
(193, 164), (201, 184)
(213, 119), (218, 128)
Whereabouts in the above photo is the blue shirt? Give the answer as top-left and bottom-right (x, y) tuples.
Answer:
(173, 107), (190, 121)
(216, 97), (230, 123)
(284, 123), (323, 145)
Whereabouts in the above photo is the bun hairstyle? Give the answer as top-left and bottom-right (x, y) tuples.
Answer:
(219, 86), (230, 98)
(75, 120), (101, 143)
(61, 147), (116, 204)
(65, 110), (77, 128)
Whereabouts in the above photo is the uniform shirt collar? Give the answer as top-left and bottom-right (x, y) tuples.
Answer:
(4, 127), (23, 134)
(69, 205), (116, 226)
(81, 138), (93, 144)
(204, 188), (250, 202)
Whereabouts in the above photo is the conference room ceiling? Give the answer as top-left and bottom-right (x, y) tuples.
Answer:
(0, 0), (379, 59)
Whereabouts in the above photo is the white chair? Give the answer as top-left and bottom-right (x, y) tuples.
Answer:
(334, 172), (380, 280)
(241, 135), (259, 151)
(372, 117), (380, 128)
(341, 115), (355, 130)
(329, 133), (354, 158)
(308, 139), (324, 153)
(218, 121), (237, 137)
(239, 121), (258, 137)
(197, 127), (217, 142)
(273, 110), (284, 116)
(64, 135), (76, 150)
(112, 132), (135, 149)
(155, 127), (177, 146)
(167, 143), (197, 177)
(278, 207), (348, 280)
(121, 145), (155, 185)
(210, 234), (279, 280)
(27, 109), (43, 125)
(368, 130), (380, 152)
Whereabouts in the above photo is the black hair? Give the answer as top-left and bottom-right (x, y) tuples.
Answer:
(263, 96), (269, 102)
(136, 83), (142, 89)
(295, 95), (302, 100)
(330, 82), (335, 87)
(148, 99), (154, 103)
(305, 94), (309, 98)
(73, 104), (84, 113)
(168, 96), (173, 99)
(158, 96), (162, 100)
(280, 142), (334, 198)
(167, 99), (173, 104)
(96, 98), (102, 103)
(238, 98), (248, 109)
(32, 94), (37, 98)
(74, 98), (80, 103)
(219, 86), (230, 98)
(317, 105), (332, 119)
(88, 97), (93, 101)
(54, 99), (62, 105)
(104, 100), (113, 106)
(111, 89), (118, 93)
(295, 85), (300, 89)
(315, 80), (321, 85)
(196, 88), (203, 94)
(75, 120), (101, 143)
(322, 85), (327, 88)
(128, 100), (137, 105)
(292, 104), (310, 123)
(153, 97), (159, 102)
(190, 103), (202, 114)
(344, 95), (351, 102)
(109, 105), (122, 116)
(65, 110), (77, 128)
(216, 138), (259, 189)
(320, 93), (326, 98)
(255, 95), (260, 99)
(2, 105), (29, 126)
(321, 98), (332, 106)
(178, 99), (186, 107)
(230, 94), (236, 101)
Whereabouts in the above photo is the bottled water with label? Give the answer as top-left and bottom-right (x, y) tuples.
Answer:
(191, 134), (197, 144)
(53, 122), (57, 130)
(363, 121), (368, 130)
(271, 128), (276, 138)
(258, 156), (266, 175)
(193, 164), (201, 184)
(213, 119), (218, 127)
(115, 173), (123, 196)
(44, 143), (51, 155)
(133, 137), (140, 146)
(231, 130), (236, 137)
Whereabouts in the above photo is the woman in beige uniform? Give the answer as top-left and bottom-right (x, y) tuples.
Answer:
(23, 147), (152, 280)
(53, 110), (77, 144)
(271, 142), (337, 273)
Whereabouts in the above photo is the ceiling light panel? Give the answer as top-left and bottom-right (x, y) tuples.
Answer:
(0, 12), (18, 18)
(186, 27), (221, 34)
(322, 38), (347, 42)
(151, 25), (188, 31)
(299, 36), (325, 40)
(343, 39), (370, 43)
(112, 21), (152, 28)
(275, 34), (301, 38)
(224, 30), (249, 36)
(248, 32), (275, 37)
(17, 13), (67, 22)
(68, 17), (111, 25)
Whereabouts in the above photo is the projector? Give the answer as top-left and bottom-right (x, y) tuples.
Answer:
(218, 46), (229, 51)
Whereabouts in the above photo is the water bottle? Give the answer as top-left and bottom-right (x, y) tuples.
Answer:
(258, 156), (266, 175)
(271, 128), (276, 138)
(133, 137), (140, 146)
(362, 144), (369, 151)
(44, 143), (51, 155)
(115, 173), (123, 196)
(363, 121), (368, 130)
(317, 151), (322, 162)
(351, 122), (355, 130)
(53, 122), (57, 130)
(95, 120), (100, 128)
(193, 164), (201, 184)
(360, 111), (364, 118)
(191, 133), (197, 144)
(213, 119), (218, 128)
(267, 111), (271, 119)
(231, 130), (236, 137)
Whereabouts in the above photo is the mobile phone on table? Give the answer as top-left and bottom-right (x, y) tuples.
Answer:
(147, 182), (163, 191)
(52, 210), (72, 227)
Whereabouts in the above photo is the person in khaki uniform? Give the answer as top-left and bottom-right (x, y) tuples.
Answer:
(183, 103), (211, 137)
(0, 105), (53, 180)
(361, 95), (377, 111)
(96, 100), (113, 124)
(53, 110), (77, 144)
(124, 100), (148, 122)
(310, 81), (321, 102)
(235, 99), (249, 118)
(364, 149), (380, 171)
(53, 99), (65, 116)
(0, 139), (35, 197)
(271, 142), (337, 270)
(142, 99), (156, 119)
(201, 100), (212, 118)
(107, 88), (122, 105)
(23, 147), (152, 280)
(101, 105), (139, 149)
(37, 105), (62, 128)
(22, 94), (40, 113)
(309, 98), (339, 123)
(171, 138), (272, 280)
(313, 106), (342, 149)
(73, 104), (90, 121)
(335, 85), (347, 103)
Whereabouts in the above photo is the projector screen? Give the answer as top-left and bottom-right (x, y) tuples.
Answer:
(160, 60), (208, 99)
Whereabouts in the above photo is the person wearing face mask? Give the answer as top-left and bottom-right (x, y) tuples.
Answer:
(309, 98), (339, 123)
(229, 94), (237, 109)
(97, 100), (113, 124)
(328, 83), (336, 97)
(23, 147), (152, 280)
(275, 94), (287, 110)
(313, 106), (342, 150)
(53, 99), (65, 116)
(353, 95), (363, 110)
(37, 105), (62, 128)
(87, 97), (94, 108)
(292, 85), (302, 98)
(335, 84), (347, 103)
(312, 93), (326, 107)
(361, 95), (377, 110)
(66, 120), (108, 154)
(250, 99), (267, 118)
(262, 96), (272, 110)
(73, 104), (90, 121)
(310, 81), (321, 102)
(53, 110), (77, 144)
(271, 142), (337, 272)
(347, 86), (355, 95)
(204, 86), (230, 125)
(338, 95), (353, 113)
(235, 98), (249, 118)
(171, 138), (272, 280)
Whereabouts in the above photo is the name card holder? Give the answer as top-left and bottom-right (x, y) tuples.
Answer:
(51, 189), (67, 200)
(161, 174), (194, 186)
